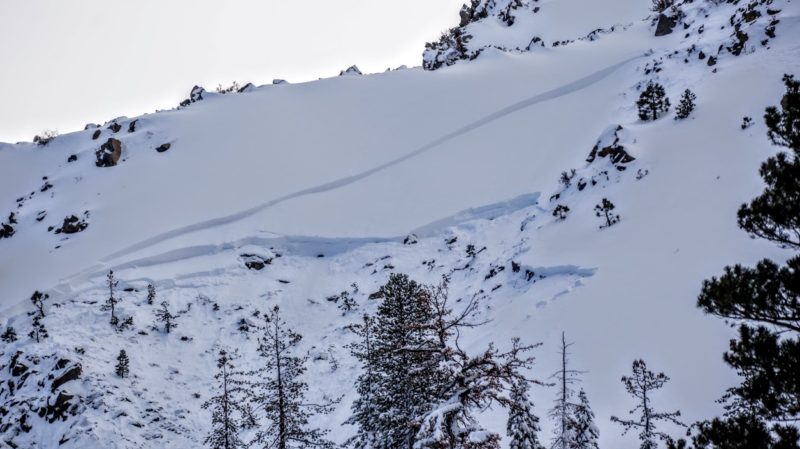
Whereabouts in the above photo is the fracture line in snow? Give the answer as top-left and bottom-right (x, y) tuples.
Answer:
(98, 54), (643, 265)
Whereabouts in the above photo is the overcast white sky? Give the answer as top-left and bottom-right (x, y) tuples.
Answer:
(0, 0), (463, 142)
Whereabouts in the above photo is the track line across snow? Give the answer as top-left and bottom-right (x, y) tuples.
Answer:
(99, 54), (642, 264)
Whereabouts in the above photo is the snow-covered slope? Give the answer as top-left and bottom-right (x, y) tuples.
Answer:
(0, 0), (799, 447)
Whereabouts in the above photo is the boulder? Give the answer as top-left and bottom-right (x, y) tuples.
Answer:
(156, 143), (171, 153)
(51, 364), (81, 392)
(92, 129), (102, 140)
(108, 122), (122, 133)
(655, 14), (677, 36)
(128, 119), (138, 133)
(95, 138), (122, 167)
(67, 154), (77, 163)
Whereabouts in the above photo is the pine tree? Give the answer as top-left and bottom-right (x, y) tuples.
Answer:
(673, 74), (800, 449)
(251, 306), (335, 449)
(549, 332), (585, 449)
(147, 284), (156, 305)
(568, 390), (599, 449)
(611, 359), (684, 449)
(203, 349), (247, 449)
(116, 349), (130, 378)
(28, 315), (48, 342)
(359, 273), (443, 449)
(594, 198), (620, 229)
(105, 270), (120, 326)
(344, 314), (379, 449)
(30, 290), (48, 318)
(1, 326), (17, 343)
(155, 301), (177, 333)
(507, 381), (546, 449)
(637, 82), (671, 121)
(674, 89), (696, 120)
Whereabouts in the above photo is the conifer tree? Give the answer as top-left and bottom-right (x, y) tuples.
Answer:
(28, 315), (48, 342)
(611, 359), (684, 449)
(251, 306), (335, 449)
(147, 284), (156, 305)
(344, 314), (379, 449)
(508, 381), (546, 449)
(30, 290), (48, 318)
(155, 301), (177, 333)
(568, 389), (599, 449)
(549, 332), (584, 449)
(116, 349), (130, 378)
(1, 326), (17, 343)
(358, 273), (443, 449)
(674, 89), (696, 120)
(203, 349), (247, 449)
(637, 82), (671, 121)
(594, 198), (620, 229)
(105, 270), (120, 325)
(672, 74), (800, 448)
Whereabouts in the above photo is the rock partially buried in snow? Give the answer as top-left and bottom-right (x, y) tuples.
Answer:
(190, 85), (205, 102)
(586, 125), (635, 169)
(156, 143), (171, 153)
(95, 138), (122, 167)
(272, 79), (288, 85)
(91, 129), (102, 140)
(108, 122), (122, 133)
(128, 119), (138, 133)
(55, 215), (88, 234)
(655, 14), (677, 36)
(339, 65), (362, 76)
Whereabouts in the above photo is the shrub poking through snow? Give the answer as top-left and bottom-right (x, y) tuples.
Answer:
(674, 89), (696, 120)
(595, 199), (620, 229)
(30, 290), (48, 318)
(1, 327), (17, 342)
(33, 129), (58, 146)
(28, 315), (48, 342)
(553, 205), (571, 220)
(637, 81), (670, 121)
(116, 350), (130, 378)
(741, 116), (754, 129)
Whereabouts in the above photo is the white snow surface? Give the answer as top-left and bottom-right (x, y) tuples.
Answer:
(0, 0), (799, 447)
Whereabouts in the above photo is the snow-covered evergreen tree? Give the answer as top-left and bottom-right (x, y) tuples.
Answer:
(147, 283), (156, 305)
(203, 349), (247, 449)
(508, 381), (546, 449)
(251, 306), (335, 449)
(116, 349), (130, 378)
(568, 390), (599, 449)
(155, 301), (177, 333)
(611, 359), (684, 449)
(361, 273), (444, 449)
(344, 314), (379, 449)
(674, 89), (696, 120)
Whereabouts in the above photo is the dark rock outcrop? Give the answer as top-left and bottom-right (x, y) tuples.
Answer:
(654, 14), (677, 36)
(586, 125), (635, 169)
(95, 138), (122, 167)
(55, 215), (88, 234)
(92, 129), (102, 140)
(156, 143), (171, 153)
